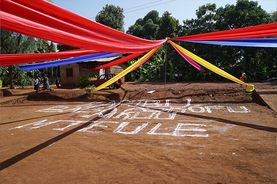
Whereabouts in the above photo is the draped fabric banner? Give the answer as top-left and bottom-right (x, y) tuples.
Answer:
(184, 38), (277, 48)
(94, 47), (159, 91)
(172, 22), (277, 41)
(93, 52), (144, 71)
(170, 42), (205, 72)
(20, 52), (120, 71)
(9, 0), (163, 45)
(0, 50), (98, 66)
(1, 0), (166, 53)
(0, 0), (274, 91)
(168, 41), (255, 92)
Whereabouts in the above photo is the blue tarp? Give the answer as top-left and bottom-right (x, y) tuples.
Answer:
(20, 52), (120, 70)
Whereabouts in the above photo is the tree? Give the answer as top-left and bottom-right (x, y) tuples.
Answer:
(95, 4), (125, 31)
(127, 10), (182, 82)
(0, 29), (56, 88)
(127, 10), (160, 39)
(215, 0), (273, 80)
(157, 11), (180, 39)
(157, 12), (180, 81)
(179, 0), (275, 82)
(271, 11), (277, 21)
(126, 0), (275, 83)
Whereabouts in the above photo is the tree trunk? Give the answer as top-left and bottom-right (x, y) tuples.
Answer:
(169, 59), (174, 81)
(8, 66), (14, 89)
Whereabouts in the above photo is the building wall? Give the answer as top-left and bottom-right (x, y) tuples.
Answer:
(79, 63), (98, 78)
(60, 64), (80, 88)
(60, 62), (125, 88)
(108, 65), (125, 82)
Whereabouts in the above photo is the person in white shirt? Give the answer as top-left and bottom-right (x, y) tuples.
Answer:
(34, 76), (40, 92)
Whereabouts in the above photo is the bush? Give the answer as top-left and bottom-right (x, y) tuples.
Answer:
(80, 75), (97, 87)
(85, 85), (95, 94)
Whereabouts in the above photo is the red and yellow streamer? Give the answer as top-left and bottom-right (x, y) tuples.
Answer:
(168, 40), (255, 92)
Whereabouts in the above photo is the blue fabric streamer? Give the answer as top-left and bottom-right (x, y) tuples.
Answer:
(227, 38), (277, 43)
(186, 40), (277, 47)
(20, 52), (120, 70)
(183, 38), (277, 48)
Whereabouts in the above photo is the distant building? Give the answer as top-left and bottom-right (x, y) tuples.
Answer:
(60, 56), (124, 88)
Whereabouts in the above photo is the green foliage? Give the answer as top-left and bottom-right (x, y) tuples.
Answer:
(1, 30), (38, 54)
(80, 75), (97, 88)
(95, 4), (125, 31)
(271, 11), (277, 21)
(0, 29), (57, 88)
(85, 85), (96, 94)
(126, 10), (180, 82)
(127, 0), (275, 82)
(179, 0), (275, 82)
(0, 66), (35, 87)
(127, 10), (160, 39)
(157, 11), (180, 39)
(216, 0), (271, 29)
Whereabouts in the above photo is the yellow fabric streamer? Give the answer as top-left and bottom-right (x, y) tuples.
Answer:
(94, 47), (159, 91)
(168, 40), (255, 92)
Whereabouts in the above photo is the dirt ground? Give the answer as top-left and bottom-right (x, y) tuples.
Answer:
(0, 82), (276, 184)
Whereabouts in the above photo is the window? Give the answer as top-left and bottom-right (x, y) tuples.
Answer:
(66, 68), (73, 78)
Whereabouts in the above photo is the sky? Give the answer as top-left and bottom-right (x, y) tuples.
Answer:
(53, 0), (277, 31)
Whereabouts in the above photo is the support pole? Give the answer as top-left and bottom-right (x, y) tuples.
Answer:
(164, 44), (167, 88)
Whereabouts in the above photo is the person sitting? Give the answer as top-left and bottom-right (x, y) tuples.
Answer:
(240, 72), (247, 83)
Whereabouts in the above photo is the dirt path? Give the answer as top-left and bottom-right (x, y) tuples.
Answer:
(0, 83), (276, 184)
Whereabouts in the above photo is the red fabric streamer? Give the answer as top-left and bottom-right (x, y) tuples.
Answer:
(131, 48), (159, 72)
(12, 0), (163, 45)
(93, 52), (144, 71)
(1, 0), (165, 53)
(1, 11), (164, 53)
(172, 23), (277, 41)
(0, 50), (98, 66)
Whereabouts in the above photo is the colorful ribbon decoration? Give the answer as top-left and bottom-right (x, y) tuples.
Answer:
(0, 50), (98, 66)
(94, 47), (159, 91)
(168, 40), (255, 92)
(170, 42), (204, 72)
(1, 0), (165, 53)
(172, 22), (277, 41)
(20, 52), (120, 71)
(93, 52), (144, 71)
(1, 0), (276, 92)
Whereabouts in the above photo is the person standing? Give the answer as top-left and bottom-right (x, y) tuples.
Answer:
(34, 75), (40, 92)
(44, 75), (50, 91)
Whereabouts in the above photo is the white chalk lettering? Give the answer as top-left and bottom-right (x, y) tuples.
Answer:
(147, 123), (173, 136)
(173, 123), (208, 137)
(115, 108), (137, 120)
(10, 119), (61, 129)
(79, 121), (119, 133)
(37, 106), (71, 113)
(227, 106), (250, 113)
(152, 110), (176, 120)
(204, 106), (226, 113)
(114, 122), (148, 135)
(53, 120), (86, 131)
(187, 105), (206, 113)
